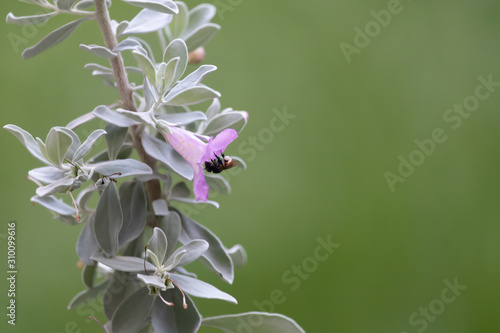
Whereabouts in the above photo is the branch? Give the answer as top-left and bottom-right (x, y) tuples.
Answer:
(93, 0), (163, 219)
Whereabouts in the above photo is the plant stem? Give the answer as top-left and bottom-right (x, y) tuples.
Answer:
(93, 0), (163, 219)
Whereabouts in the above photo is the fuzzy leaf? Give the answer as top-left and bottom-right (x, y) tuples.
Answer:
(35, 176), (75, 197)
(152, 291), (201, 332)
(202, 312), (306, 333)
(164, 65), (217, 102)
(157, 212), (181, 258)
(105, 123), (129, 160)
(202, 111), (248, 136)
(77, 214), (100, 265)
(118, 181), (147, 248)
(30, 195), (75, 216)
(148, 227), (168, 265)
(169, 1), (188, 38)
(141, 133), (193, 180)
(28, 166), (65, 184)
(4, 124), (49, 164)
(67, 282), (108, 310)
(80, 44), (117, 58)
(93, 182), (123, 256)
(162, 39), (188, 84)
(226, 244), (247, 268)
(205, 174), (231, 194)
(103, 270), (136, 320)
(91, 253), (156, 272)
(169, 273), (237, 303)
(66, 111), (96, 130)
(122, 0), (178, 14)
(114, 38), (142, 52)
(184, 4), (216, 37)
(92, 158), (153, 178)
(177, 211), (234, 283)
(6, 12), (57, 25)
(122, 8), (173, 35)
(45, 127), (73, 165)
(22, 17), (90, 59)
(165, 86), (220, 106)
(56, 0), (79, 10)
(93, 105), (140, 127)
(110, 286), (154, 333)
(133, 50), (156, 85)
(137, 274), (166, 289)
(72, 129), (106, 162)
(183, 23), (220, 52)
(165, 239), (208, 268)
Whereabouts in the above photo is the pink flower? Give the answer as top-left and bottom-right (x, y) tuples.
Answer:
(163, 127), (238, 201)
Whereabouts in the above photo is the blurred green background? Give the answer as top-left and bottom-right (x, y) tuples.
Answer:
(2, 0), (500, 332)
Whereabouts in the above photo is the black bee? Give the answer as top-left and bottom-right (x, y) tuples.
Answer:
(204, 153), (238, 174)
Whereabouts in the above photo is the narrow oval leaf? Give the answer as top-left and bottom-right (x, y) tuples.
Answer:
(4, 124), (49, 164)
(170, 196), (220, 209)
(165, 239), (208, 268)
(56, 0), (80, 10)
(118, 181), (147, 248)
(6, 12), (57, 25)
(183, 23), (220, 52)
(67, 282), (108, 310)
(92, 158), (153, 178)
(90, 253), (156, 272)
(184, 4), (216, 36)
(202, 111), (248, 136)
(148, 227), (168, 265)
(35, 176), (75, 197)
(22, 17), (90, 59)
(141, 133), (193, 180)
(122, 8), (173, 35)
(93, 105), (140, 127)
(226, 244), (247, 268)
(133, 50), (156, 85)
(66, 111), (96, 130)
(165, 64), (217, 100)
(93, 182), (123, 256)
(111, 286), (154, 333)
(30, 195), (75, 216)
(114, 38), (142, 52)
(158, 110), (207, 125)
(152, 291), (201, 332)
(176, 210), (234, 283)
(105, 123), (129, 160)
(152, 199), (169, 216)
(76, 213), (100, 265)
(122, 0), (178, 14)
(45, 126), (73, 166)
(202, 312), (306, 333)
(169, 273), (237, 303)
(169, 1), (188, 38)
(162, 39), (188, 84)
(165, 86), (220, 106)
(157, 212), (181, 258)
(205, 174), (231, 194)
(103, 270), (137, 320)
(80, 44), (118, 58)
(28, 166), (65, 184)
(82, 263), (97, 289)
(73, 129), (106, 162)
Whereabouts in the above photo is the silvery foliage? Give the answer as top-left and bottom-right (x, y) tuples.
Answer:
(5, 1), (305, 332)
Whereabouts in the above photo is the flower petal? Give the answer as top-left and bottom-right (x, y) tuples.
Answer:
(193, 164), (209, 201)
(164, 126), (206, 166)
(204, 128), (238, 161)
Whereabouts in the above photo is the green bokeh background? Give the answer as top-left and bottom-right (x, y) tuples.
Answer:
(1, 0), (500, 332)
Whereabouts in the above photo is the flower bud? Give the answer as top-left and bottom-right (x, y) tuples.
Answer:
(188, 47), (206, 64)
